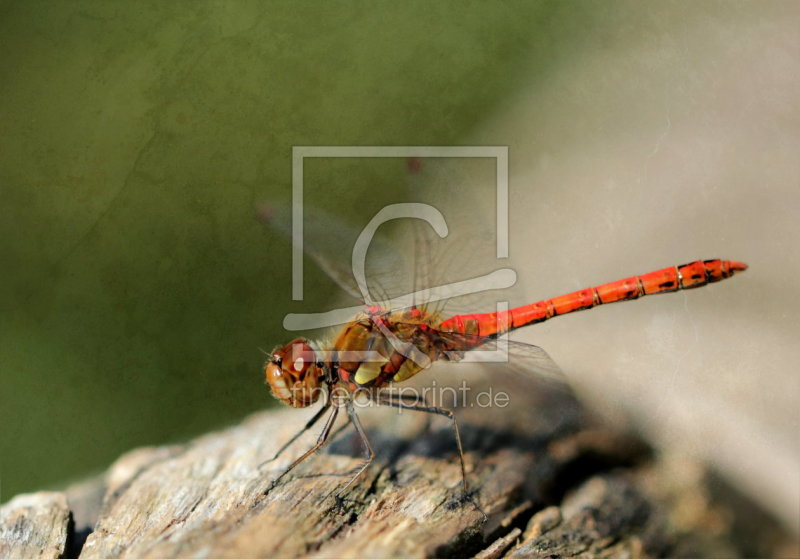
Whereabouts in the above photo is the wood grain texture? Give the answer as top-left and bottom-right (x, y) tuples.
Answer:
(0, 492), (71, 559)
(1, 370), (793, 558)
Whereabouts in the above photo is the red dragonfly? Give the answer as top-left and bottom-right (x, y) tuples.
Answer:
(262, 253), (747, 500)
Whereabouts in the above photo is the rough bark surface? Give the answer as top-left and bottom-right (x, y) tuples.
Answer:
(1, 373), (793, 558)
(0, 492), (71, 559)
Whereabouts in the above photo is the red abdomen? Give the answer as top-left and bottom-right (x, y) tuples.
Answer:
(439, 259), (747, 339)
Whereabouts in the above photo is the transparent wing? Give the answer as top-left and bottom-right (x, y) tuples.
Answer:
(462, 337), (571, 392)
(257, 157), (522, 320)
(256, 200), (410, 304)
(402, 158), (512, 317)
(392, 324), (570, 390)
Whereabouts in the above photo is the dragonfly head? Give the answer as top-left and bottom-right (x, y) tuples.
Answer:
(265, 338), (324, 408)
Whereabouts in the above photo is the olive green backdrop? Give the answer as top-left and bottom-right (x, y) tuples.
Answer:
(0, 1), (591, 499)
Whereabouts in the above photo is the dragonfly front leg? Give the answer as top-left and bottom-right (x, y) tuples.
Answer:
(264, 404), (339, 494)
(260, 400), (331, 469)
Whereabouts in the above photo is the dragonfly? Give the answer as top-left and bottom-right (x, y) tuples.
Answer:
(261, 225), (748, 501)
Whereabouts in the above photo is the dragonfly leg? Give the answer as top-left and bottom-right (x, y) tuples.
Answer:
(264, 404), (339, 494)
(381, 389), (429, 406)
(335, 403), (375, 499)
(259, 400), (331, 468)
(379, 388), (434, 433)
(377, 393), (468, 497)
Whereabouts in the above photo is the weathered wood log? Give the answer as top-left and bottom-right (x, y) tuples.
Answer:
(1, 370), (793, 558)
(0, 492), (71, 559)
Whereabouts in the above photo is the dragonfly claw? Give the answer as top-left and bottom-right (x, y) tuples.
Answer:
(332, 494), (347, 512)
(446, 489), (488, 523)
(262, 479), (279, 496)
(331, 494), (364, 515)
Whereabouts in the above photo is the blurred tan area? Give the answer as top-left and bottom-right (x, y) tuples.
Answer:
(431, 2), (799, 534)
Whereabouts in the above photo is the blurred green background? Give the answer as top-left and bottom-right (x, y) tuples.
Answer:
(0, 1), (595, 500)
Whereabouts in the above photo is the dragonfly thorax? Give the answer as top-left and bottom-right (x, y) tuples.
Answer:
(265, 338), (325, 408)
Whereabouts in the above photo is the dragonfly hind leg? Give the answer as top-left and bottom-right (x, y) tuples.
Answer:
(377, 393), (469, 497)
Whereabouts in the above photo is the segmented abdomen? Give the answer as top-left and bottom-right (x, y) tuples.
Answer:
(438, 259), (747, 339)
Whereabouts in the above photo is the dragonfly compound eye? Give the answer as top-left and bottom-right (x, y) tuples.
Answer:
(265, 338), (322, 408)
